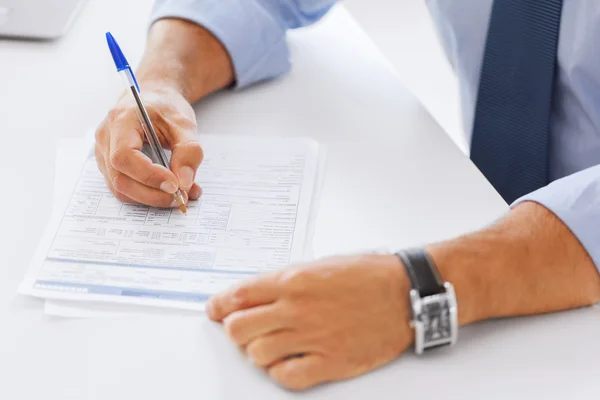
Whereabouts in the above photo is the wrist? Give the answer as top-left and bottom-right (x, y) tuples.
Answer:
(381, 254), (416, 346)
(113, 79), (184, 111)
(135, 19), (234, 104)
(425, 240), (497, 326)
(132, 77), (186, 98)
(425, 201), (600, 327)
(135, 74), (187, 97)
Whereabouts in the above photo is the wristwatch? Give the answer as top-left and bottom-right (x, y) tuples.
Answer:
(395, 248), (458, 354)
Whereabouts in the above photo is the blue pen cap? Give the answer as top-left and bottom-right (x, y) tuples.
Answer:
(106, 32), (130, 72)
(106, 31), (141, 92)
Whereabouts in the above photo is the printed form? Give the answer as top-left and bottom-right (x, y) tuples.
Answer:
(20, 136), (319, 311)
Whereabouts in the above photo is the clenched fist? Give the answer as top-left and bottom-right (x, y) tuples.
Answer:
(207, 254), (415, 390)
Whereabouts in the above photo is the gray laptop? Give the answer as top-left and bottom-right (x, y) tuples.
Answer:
(0, 0), (87, 40)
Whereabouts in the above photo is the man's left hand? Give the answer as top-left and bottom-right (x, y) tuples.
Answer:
(206, 254), (414, 390)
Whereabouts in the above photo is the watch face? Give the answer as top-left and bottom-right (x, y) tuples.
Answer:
(421, 294), (452, 344)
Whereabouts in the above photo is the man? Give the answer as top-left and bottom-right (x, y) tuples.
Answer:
(94, 0), (600, 391)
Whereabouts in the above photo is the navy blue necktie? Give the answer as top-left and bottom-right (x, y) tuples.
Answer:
(470, 0), (563, 203)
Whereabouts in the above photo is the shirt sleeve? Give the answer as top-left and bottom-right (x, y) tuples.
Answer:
(513, 165), (600, 274)
(151, 0), (336, 88)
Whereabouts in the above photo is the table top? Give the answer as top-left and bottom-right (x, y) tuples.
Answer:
(0, 1), (597, 399)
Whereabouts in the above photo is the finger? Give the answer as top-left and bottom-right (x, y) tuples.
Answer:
(95, 142), (105, 170)
(110, 170), (189, 208)
(108, 117), (180, 194)
(189, 183), (202, 200)
(170, 137), (203, 191)
(95, 144), (136, 204)
(246, 330), (309, 367)
(223, 304), (289, 346)
(206, 275), (280, 322)
(99, 141), (187, 207)
(94, 124), (109, 149)
(268, 355), (330, 391)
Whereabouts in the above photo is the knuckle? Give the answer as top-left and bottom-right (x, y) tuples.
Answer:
(278, 268), (302, 285)
(288, 302), (307, 321)
(187, 141), (204, 159)
(145, 106), (162, 123)
(230, 285), (251, 309)
(278, 268), (310, 293)
(173, 140), (204, 165)
(106, 107), (131, 123)
(111, 173), (128, 194)
(112, 189), (129, 203)
(94, 125), (106, 142)
(94, 143), (103, 159)
(246, 340), (268, 366)
(223, 315), (245, 343)
(141, 169), (159, 186)
(181, 116), (197, 132)
(281, 302), (309, 327)
(170, 108), (197, 130)
(109, 148), (129, 170)
(273, 370), (306, 391)
(206, 297), (221, 318)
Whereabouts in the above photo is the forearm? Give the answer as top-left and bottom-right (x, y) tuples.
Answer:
(141, 0), (336, 99)
(136, 18), (234, 103)
(429, 202), (600, 326)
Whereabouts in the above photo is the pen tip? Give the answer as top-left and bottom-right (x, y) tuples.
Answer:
(179, 204), (187, 215)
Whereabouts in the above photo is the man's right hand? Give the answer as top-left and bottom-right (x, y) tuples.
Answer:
(94, 85), (203, 208)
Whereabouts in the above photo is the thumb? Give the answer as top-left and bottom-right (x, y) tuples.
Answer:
(170, 136), (204, 192)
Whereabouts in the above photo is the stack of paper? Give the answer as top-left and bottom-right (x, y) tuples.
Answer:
(19, 135), (321, 317)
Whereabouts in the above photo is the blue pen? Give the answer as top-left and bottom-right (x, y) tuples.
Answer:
(105, 32), (187, 214)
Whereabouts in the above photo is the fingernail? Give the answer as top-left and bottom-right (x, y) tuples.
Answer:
(160, 181), (178, 194)
(179, 166), (194, 190)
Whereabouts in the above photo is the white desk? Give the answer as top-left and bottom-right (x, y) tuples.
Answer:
(0, 1), (598, 399)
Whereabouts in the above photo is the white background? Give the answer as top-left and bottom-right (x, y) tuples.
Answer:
(345, 0), (464, 151)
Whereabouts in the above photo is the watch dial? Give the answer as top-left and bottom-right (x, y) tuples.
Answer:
(421, 296), (452, 343)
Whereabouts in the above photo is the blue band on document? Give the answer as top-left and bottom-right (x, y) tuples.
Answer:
(35, 280), (211, 303)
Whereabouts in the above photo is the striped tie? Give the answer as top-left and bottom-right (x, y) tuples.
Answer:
(470, 0), (563, 203)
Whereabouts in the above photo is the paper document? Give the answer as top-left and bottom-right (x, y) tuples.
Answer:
(20, 135), (319, 311)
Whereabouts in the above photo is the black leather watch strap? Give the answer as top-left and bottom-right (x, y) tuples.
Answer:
(396, 248), (445, 297)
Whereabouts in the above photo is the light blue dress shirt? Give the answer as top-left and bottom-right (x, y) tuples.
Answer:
(152, 0), (600, 273)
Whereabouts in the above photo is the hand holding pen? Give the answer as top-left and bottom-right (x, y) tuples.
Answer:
(93, 32), (203, 211)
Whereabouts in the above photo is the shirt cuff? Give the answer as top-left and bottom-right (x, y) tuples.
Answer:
(151, 0), (291, 89)
(513, 165), (600, 273)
